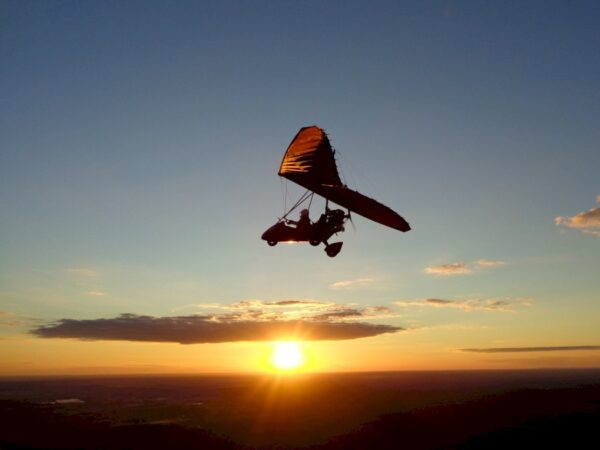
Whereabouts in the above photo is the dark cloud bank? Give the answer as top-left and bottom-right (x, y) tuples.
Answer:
(32, 314), (402, 344)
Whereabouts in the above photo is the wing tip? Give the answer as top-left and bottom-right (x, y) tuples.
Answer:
(398, 223), (411, 232)
(395, 218), (411, 232)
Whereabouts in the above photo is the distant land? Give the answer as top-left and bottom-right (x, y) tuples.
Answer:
(1, 369), (599, 449)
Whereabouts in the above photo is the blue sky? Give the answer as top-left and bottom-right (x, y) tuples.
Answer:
(1, 0), (599, 373)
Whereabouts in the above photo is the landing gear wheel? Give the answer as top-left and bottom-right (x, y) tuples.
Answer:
(309, 239), (320, 246)
(325, 242), (343, 257)
(267, 241), (277, 246)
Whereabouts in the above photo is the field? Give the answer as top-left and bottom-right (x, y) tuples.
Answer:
(1, 369), (599, 449)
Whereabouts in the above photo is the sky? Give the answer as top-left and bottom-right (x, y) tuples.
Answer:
(1, 0), (599, 375)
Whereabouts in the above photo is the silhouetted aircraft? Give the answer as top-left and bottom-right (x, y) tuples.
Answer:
(261, 126), (410, 257)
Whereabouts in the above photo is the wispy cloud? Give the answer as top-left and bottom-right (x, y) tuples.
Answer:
(425, 259), (505, 276)
(555, 196), (600, 237)
(32, 313), (403, 344)
(394, 297), (531, 313)
(461, 345), (600, 353)
(0, 311), (41, 327)
(171, 299), (394, 322)
(425, 263), (472, 275)
(85, 291), (107, 297)
(230, 299), (332, 309)
(171, 299), (332, 318)
(329, 278), (376, 290)
(311, 306), (396, 322)
(172, 302), (225, 311)
(474, 259), (505, 268)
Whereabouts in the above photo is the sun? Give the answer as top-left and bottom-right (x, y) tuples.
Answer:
(270, 341), (306, 371)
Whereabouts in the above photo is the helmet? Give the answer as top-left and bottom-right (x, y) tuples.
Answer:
(300, 209), (309, 217)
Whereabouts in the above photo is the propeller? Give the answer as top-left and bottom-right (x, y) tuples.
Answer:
(347, 210), (356, 232)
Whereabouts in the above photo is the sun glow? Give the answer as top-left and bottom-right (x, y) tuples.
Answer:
(270, 341), (306, 371)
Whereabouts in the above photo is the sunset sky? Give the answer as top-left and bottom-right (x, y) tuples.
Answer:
(1, 0), (599, 375)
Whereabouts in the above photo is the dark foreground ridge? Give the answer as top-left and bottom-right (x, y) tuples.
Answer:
(1, 370), (599, 449)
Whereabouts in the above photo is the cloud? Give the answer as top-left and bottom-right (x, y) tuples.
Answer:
(32, 313), (403, 344)
(555, 196), (600, 237)
(0, 311), (41, 327)
(305, 309), (365, 321)
(172, 299), (335, 315)
(172, 302), (225, 311)
(474, 259), (505, 268)
(363, 305), (395, 317)
(425, 263), (472, 275)
(394, 297), (531, 312)
(85, 291), (107, 297)
(425, 259), (505, 276)
(424, 298), (456, 306)
(329, 278), (376, 290)
(32, 298), (402, 343)
(172, 299), (398, 323)
(311, 306), (396, 322)
(230, 299), (331, 309)
(461, 345), (600, 353)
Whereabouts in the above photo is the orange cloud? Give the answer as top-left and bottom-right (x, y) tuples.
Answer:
(555, 196), (600, 237)
(230, 299), (331, 309)
(329, 278), (376, 290)
(394, 297), (531, 312)
(175, 299), (395, 322)
(425, 259), (505, 276)
(424, 263), (472, 275)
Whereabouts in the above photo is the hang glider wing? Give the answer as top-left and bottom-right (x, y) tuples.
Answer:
(279, 126), (411, 232)
(315, 185), (410, 232)
(278, 126), (343, 189)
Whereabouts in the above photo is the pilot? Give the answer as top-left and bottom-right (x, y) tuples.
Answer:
(288, 209), (312, 233)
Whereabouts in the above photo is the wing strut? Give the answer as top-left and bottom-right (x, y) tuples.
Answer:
(281, 190), (314, 220)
